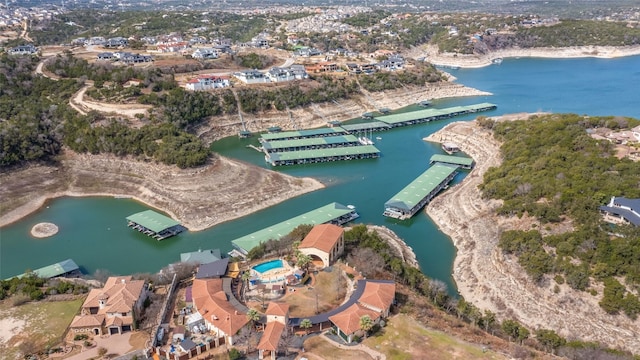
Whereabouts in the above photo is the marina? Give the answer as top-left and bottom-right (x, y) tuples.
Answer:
(260, 128), (348, 142)
(339, 121), (391, 133)
(374, 103), (497, 128)
(126, 210), (185, 241)
(231, 202), (359, 255)
(261, 135), (360, 153)
(429, 154), (475, 169)
(264, 145), (380, 166)
(383, 163), (459, 220)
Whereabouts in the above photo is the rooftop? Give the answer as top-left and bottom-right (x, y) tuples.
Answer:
(195, 258), (230, 279)
(374, 103), (497, 125)
(126, 210), (180, 233)
(260, 127), (347, 141)
(385, 163), (459, 212)
(257, 321), (285, 351)
(299, 223), (344, 253)
(13, 258), (79, 280)
(266, 145), (380, 164)
(339, 122), (391, 132)
(430, 154), (474, 167)
(262, 135), (359, 151)
(231, 202), (355, 254)
(180, 248), (222, 264)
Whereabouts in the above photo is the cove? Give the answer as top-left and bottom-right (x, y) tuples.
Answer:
(2, 55), (640, 296)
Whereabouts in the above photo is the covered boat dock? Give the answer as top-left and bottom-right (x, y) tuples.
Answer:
(338, 121), (391, 133)
(8, 259), (81, 280)
(374, 103), (497, 128)
(261, 135), (360, 153)
(126, 210), (185, 240)
(430, 154), (475, 169)
(383, 163), (459, 219)
(260, 128), (348, 142)
(231, 202), (359, 254)
(265, 145), (380, 166)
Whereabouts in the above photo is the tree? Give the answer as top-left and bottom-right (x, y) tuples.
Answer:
(359, 315), (374, 339)
(501, 319), (529, 344)
(483, 310), (496, 334)
(296, 254), (312, 272)
(535, 329), (566, 354)
(241, 271), (251, 301)
(300, 318), (312, 335)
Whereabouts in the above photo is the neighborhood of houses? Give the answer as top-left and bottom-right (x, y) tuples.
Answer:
(34, 222), (396, 360)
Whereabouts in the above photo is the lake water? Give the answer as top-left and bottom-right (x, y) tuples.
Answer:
(2, 55), (639, 295)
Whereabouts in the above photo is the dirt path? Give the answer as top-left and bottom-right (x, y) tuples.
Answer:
(70, 85), (152, 119)
(424, 119), (640, 353)
(0, 152), (324, 231)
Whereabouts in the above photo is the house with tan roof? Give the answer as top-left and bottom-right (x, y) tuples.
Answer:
(257, 302), (290, 359)
(191, 278), (249, 346)
(298, 224), (344, 268)
(70, 276), (148, 336)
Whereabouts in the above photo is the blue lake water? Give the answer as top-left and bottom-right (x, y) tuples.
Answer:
(2, 55), (639, 295)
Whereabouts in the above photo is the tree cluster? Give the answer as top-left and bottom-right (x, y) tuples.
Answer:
(0, 273), (88, 302)
(480, 114), (640, 317)
(358, 63), (443, 92)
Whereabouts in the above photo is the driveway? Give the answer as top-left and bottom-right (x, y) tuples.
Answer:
(64, 333), (134, 360)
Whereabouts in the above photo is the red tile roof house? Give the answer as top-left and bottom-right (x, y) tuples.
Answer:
(328, 280), (395, 343)
(298, 224), (345, 268)
(191, 278), (249, 346)
(70, 276), (148, 336)
(257, 302), (290, 360)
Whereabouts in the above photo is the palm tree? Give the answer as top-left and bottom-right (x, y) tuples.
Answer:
(245, 309), (261, 354)
(299, 318), (312, 335)
(359, 315), (374, 339)
(296, 254), (312, 272)
(241, 270), (251, 301)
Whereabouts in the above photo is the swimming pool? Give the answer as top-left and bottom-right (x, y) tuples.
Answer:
(252, 259), (284, 274)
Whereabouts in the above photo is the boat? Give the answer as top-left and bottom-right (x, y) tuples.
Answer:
(376, 136), (382, 140)
(441, 142), (461, 154)
(418, 100), (432, 107)
(492, 57), (503, 65)
(358, 136), (374, 145)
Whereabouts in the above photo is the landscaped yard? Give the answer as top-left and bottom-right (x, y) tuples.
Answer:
(0, 297), (83, 360)
(284, 267), (347, 318)
(364, 314), (510, 360)
(302, 335), (374, 360)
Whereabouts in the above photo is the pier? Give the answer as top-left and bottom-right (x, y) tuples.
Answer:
(383, 163), (459, 220)
(261, 135), (360, 153)
(231, 202), (359, 254)
(339, 121), (391, 133)
(260, 128), (348, 142)
(126, 210), (185, 241)
(430, 154), (475, 169)
(265, 145), (380, 166)
(374, 103), (497, 128)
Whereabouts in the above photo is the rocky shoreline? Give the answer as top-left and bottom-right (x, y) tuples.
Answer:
(424, 118), (640, 353)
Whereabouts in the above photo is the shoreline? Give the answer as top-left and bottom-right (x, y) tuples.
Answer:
(424, 45), (640, 69)
(424, 117), (640, 353)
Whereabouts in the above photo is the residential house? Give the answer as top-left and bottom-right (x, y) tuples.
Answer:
(97, 52), (114, 61)
(304, 62), (338, 74)
(181, 248), (221, 264)
(104, 37), (128, 48)
(191, 48), (219, 59)
(298, 224), (344, 268)
(265, 66), (308, 82)
(191, 278), (249, 345)
(377, 55), (405, 71)
(294, 47), (322, 57)
(328, 280), (395, 343)
(189, 36), (208, 45)
(234, 70), (269, 84)
(185, 75), (231, 91)
(156, 41), (188, 53)
(251, 35), (269, 48)
(600, 196), (640, 226)
(8, 44), (37, 55)
(195, 258), (230, 279)
(70, 276), (148, 336)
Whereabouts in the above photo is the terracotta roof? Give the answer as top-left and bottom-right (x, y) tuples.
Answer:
(266, 302), (290, 317)
(71, 314), (105, 328)
(359, 281), (395, 312)
(299, 224), (343, 253)
(192, 279), (249, 336)
(328, 303), (379, 335)
(80, 276), (145, 316)
(257, 321), (285, 351)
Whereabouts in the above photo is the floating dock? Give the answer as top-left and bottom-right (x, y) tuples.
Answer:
(430, 154), (475, 169)
(261, 135), (360, 153)
(265, 145), (380, 166)
(374, 103), (497, 128)
(383, 163), (459, 220)
(260, 128), (348, 142)
(231, 202), (359, 254)
(126, 210), (185, 241)
(8, 259), (81, 280)
(338, 122), (391, 133)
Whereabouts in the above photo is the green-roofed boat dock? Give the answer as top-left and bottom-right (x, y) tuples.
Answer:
(261, 135), (361, 153)
(231, 202), (359, 254)
(126, 210), (185, 240)
(338, 121), (391, 133)
(260, 128), (348, 142)
(374, 103), (496, 127)
(8, 259), (81, 280)
(430, 154), (475, 169)
(265, 145), (380, 166)
(383, 163), (459, 220)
